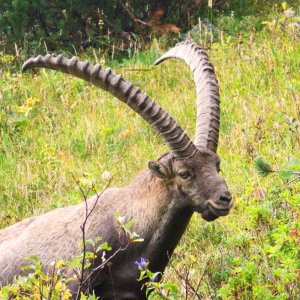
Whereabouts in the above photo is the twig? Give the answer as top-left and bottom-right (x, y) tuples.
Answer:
(99, 11), (132, 40)
(192, 259), (209, 300)
(75, 186), (90, 300)
(169, 258), (202, 299)
(74, 178), (112, 300)
(47, 264), (57, 300)
(117, 1), (151, 28)
(108, 263), (117, 300)
(288, 175), (300, 185)
(83, 243), (129, 286)
(185, 263), (191, 299)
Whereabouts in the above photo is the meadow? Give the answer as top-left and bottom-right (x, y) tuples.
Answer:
(0, 3), (299, 299)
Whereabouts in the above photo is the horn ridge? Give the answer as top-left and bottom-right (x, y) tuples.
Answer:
(155, 40), (220, 152)
(22, 54), (197, 158)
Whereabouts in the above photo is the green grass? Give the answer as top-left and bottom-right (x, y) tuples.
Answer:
(1, 4), (300, 299)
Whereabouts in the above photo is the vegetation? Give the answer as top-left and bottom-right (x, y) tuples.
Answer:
(2, 0), (299, 57)
(0, 1), (300, 299)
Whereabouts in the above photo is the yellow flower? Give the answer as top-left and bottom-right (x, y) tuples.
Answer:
(16, 97), (40, 116)
(121, 128), (134, 139)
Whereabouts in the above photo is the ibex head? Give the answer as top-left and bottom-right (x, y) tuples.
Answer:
(148, 147), (231, 221)
(22, 41), (233, 223)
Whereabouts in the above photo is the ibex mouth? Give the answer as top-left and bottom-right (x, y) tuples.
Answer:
(207, 199), (233, 217)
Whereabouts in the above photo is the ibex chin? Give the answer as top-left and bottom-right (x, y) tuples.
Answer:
(0, 41), (233, 299)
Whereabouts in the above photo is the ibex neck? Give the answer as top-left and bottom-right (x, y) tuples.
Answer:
(142, 177), (193, 272)
(127, 169), (193, 272)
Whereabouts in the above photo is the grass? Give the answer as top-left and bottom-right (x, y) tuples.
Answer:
(0, 3), (300, 299)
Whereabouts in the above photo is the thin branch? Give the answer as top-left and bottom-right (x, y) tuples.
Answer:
(87, 179), (112, 220)
(108, 263), (117, 300)
(169, 258), (202, 299)
(74, 179), (112, 300)
(83, 243), (129, 286)
(288, 175), (300, 185)
(99, 11), (132, 40)
(185, 263), (191, 299)
(47, 264), (57, 300)
(192, 259), (209, 300)
(117, 1), (151, 28)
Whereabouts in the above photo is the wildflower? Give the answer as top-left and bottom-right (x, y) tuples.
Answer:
(121, 128), (134, 139)
(101, 170), (112, 181)
(283, 9), (295, 18)
(135, 257), (148, 270)
(252, 188), (264, 199)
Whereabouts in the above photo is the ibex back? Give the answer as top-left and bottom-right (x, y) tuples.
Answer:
(0, 41), (233, 299)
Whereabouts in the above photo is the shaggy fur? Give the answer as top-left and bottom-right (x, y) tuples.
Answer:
(0, 149), (232, 299)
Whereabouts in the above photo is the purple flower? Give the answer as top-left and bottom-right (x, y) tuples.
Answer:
(135, 257), (148, 270)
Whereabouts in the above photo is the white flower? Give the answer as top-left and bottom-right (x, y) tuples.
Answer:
(284, 10), (295, 18)
(101, 170), (112, 181)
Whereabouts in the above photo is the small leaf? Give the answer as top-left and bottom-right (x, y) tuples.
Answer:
(85, 251), (97, 259)
(123, 218), (135, 230)
(294, 194), (300, 204)
(56, 260), (65, 268)
(25, 255), (40, 262)
(288, 159), (300, 170)
(96, 242), (112, 252)
(261, 21), (272, 25)
(21, 264), (36, 271)
(65, 277), (76, 283)
(282, 2), (287, 11)
(115, 212), (126, 225)
(131, 238), (144, 243)
(84, 239), (95, 246)
(279, 170), (294, 181)
(84, 262), (91, 270)
(151, 272), (161, 282)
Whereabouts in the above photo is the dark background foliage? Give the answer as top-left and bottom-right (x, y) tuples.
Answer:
(0, 0), (283, 57)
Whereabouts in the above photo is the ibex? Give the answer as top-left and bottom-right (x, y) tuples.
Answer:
(0, 41), (233, 299)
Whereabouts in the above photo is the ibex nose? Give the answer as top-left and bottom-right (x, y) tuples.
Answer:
(219, 192), (232, 203)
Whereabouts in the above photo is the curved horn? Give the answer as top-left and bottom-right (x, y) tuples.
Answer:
(22, 55), (197, 158)
(155, 40), (220, 152)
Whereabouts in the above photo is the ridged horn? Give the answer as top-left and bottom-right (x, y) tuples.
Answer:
(155, 40), (220, 153)
(22, 54), (197, 158)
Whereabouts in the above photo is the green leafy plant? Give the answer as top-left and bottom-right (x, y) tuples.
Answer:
(0, 178), (145, 299)
(254, 156), (274, 177)
(262, 1), (300, 34)
(136, 258), (180, 300)
(254, 156), (300, 184)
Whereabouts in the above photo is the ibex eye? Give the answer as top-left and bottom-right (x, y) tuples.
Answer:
(179, 171), (190, 179)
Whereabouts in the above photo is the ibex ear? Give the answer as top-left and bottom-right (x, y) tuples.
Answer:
(148, 161), (170, 179)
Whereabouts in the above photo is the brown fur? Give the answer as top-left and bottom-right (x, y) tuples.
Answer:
(0, 149), (232, 299)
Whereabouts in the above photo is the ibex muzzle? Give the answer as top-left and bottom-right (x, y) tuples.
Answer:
(0, 41), (232, 299)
